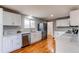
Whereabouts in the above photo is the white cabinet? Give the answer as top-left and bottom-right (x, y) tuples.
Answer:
(70, 10), (79, 26)
(14, 14), (21, 26)
(3, 11), (12, 25)
(0, 8), (3, 25)
(0, 8), (22, 53)
(30, 31), (42, 44)
(13, 34), (22, 51)
(16, 34), (22, 49)
(56, 19), (69, 27)
(3, 36), (13, 53)
(0, 25), (3, 53)
(2, 34), (22, 53)
(2, 37), (6, 52)
(3, 11), (21, 26)
(0, 8), (3, 53)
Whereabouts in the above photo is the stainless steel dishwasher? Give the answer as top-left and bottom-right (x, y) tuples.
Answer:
(22, 33), (30, 47)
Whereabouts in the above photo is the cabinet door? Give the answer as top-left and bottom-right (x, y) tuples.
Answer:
(14, 14), (21, 26)
(6, 37), (13, 52)
(9, 12), (20, 26)
(3, 37), (7, 53)
(16, 34), (22, 49)
(0, 8), (3, 53)
(13, 35), (22, 50)
(0, 25), (3, 53)
(3, 11), (21, 26)
(0, 8), (3, 25)
(3, 37), (13, 53)
(56, 19), (69, 27)
(2, 37), (11, 53)
(12, 36), (17, 50)
(70, 10), (79, 26)
(30, 33), (36, 44)
(3, 11), (13, 25)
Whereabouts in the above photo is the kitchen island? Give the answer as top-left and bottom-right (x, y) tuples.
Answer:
(56, 33), (79, 53)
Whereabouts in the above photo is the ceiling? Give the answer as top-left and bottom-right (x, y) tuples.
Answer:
(2, 5), (79, 20)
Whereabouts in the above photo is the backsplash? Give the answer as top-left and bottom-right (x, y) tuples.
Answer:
(3, 26), (21, 36)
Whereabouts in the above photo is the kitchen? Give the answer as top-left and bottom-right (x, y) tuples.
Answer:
(55, 9), (79, 53)
(0, 6), (54, 53)
(0, 5), (79, 53)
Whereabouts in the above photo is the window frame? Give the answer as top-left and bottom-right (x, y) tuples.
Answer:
(24, 18), (36, 29)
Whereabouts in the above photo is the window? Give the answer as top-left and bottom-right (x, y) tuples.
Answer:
(30, 20), (35, 28)
(24, 18), (35, 28)
(24, 19), (30, 28)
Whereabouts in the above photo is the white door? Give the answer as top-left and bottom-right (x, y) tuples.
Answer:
(0, 8), (3, 53)
(47, 22), (53, 37)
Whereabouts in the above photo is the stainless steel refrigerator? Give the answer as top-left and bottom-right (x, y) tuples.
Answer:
(38, 22), (47, 40)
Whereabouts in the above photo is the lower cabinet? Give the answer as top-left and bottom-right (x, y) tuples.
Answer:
(13, 35), (22, 51)
(3, 36), (13, 53)
(30, 31), (42, 44)
(2, 34), (22, 53)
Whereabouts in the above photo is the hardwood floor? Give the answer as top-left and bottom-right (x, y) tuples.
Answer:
(11, 35), (56, 53)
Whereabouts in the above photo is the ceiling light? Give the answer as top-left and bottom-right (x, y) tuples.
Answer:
(28, 16), (33, 19)
(50, 14), (54, 17)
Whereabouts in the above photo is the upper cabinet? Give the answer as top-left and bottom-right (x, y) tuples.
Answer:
(70, 10), (79, 26)
(56, 10), (79, 27)
(56, 18), (69, 27)
(3, 11), (21, 26)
